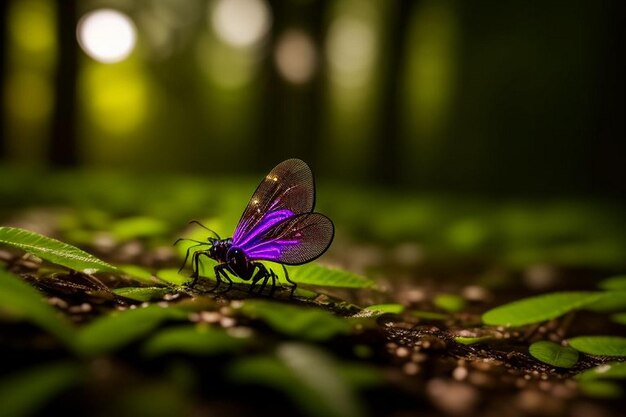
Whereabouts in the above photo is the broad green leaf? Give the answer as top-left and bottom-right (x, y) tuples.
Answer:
(228, 343), (366, 417)
(111, 216), (169, 241)
(412, 310), (448, 320)
(119, 265), (159, 285)
(143, 324), (248, 357)
(578, 380), (623, 399)
(75, 305), (188, 355)
(434, 293), (466, 312)
(455, 335), (493, 345)
(361, 303), (405, 316)
(0, 362), (83, 417)
(576, 362), (626, 381)
(0, 226), (117, 273)
(612, 312), (626, 325)
(0, 269), (75, 346)
(482, 292), (602, 327)
(289, 263), (374, 288)
(584, 291), (626, 312)
(599, 275), (626, 290)
(156, 268), (191, 286)
(568, 336), (626, 357)
(112, 287), (171, 302)
(529, 341), (579, 368)
(239, 300), (352, 341)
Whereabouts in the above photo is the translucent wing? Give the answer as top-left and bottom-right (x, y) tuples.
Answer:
(235, 212), (334, 265)
(232, 159), (315, 246)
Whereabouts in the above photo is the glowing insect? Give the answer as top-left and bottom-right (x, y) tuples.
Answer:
(176, 159), (334, 295)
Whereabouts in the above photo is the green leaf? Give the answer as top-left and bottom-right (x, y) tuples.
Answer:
(529, 341), (579, 368)
(584, 291), (626, 312)
(568, 336), (626, 357)
(361, 303), (405, 316)
(599, 275), (626, 290)
(75, 305), (188, 356)
(482, 292), (602, 327)
(110, 216), (169, 241)
(239, 300), (352, 341)
(576, 362), (626, 381)
(0, 362), (83, 417)
(143, 324), (248, 357)
(228, 343), (366, 417)
(119, 265), (159, 285)
(578, 380), (623, 399)
(156, 268), (190, 286)
(0, 226), (117, 273)
(112, 287), (171, 302)
(289, 263), (374, 288)
(611, 312), (626, 325)
(0, 269), (75, 346)
(455, 335), (493, 345)
(411, 310), (448, 320)
(434, 293), (466, 313)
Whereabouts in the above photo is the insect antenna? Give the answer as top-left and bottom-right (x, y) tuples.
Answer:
(188, 220), (221, 240)
(176, 241), (212, 273)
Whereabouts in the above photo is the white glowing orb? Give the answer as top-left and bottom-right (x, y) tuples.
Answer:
(211, 0), (271, 48)
(274, 29), (317, 84)
(77, 9), (137, 63)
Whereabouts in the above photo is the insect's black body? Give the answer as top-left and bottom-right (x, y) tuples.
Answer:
(176, 159), (334, 296)
(180, 236), (286, 295)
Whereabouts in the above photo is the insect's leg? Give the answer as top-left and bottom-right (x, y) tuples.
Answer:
(210, 263), (225, 293)
(250, 263), (270, 294)
(282, 264), (296, 297)
(177, 242), (209, 273)
(187, 251), (201, 288)
(218, 264), (234, 293)
(268, 269), (277, 297)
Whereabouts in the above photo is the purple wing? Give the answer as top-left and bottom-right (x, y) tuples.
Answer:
(232, 159), (315, 245)
(235, 213), (334, 265)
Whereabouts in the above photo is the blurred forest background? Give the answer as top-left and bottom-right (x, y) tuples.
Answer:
(1, 0), (624, 198)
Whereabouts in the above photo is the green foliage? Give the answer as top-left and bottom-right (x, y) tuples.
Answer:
(454, 335), (493, 345)
(289, 263), (374, 288)
(362, 303), (405, 316)
(228, 343), (368, 417)
(433, 293), (466, 312)
(112, 287), (171, 302)
(0, 362), (83, 417)
(110, 216), (169, 241)
(576, 362), (626, 381)
(584, 291), (626, 312)
(598, 275), (626, 290)
(239, 300), (352, 341)
(0, 226), (117, 273)
(156, 268), (190, 286)
(612, 312), (626, 325)
(567, 336), (626, 357)
(411, 310), (448, 320)
(143, 324), (248, 357)
(119, 265), (158, 285)
(578, 380), (623, 399)
(75, 305), (188, 356)
(482, 292), (602, 327)
(528, 341), (579, 368)
(0, 269), (75, 345)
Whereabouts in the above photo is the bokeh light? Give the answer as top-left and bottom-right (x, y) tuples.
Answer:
(8, 0), (56, 55)
(274, 29), (317, 85)
(4, 72), (53, 122)
(211, 0), (271, 48)
(77, 9), (137, 64)
(326, 15), (377, 88)
(81, 63), (148, 135)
